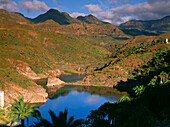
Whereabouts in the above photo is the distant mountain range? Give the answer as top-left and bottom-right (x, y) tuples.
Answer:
(1, 8), (170, 36)
(119, 16), (170, 35)
(30, 9), (109, 25)
(30, 9), (170, 35)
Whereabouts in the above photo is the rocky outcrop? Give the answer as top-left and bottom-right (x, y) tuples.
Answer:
(13, 60), (41, 80)
(4, 84), (48, 108)
(47, 69), (61, 77)
(47, 72), (65, 87)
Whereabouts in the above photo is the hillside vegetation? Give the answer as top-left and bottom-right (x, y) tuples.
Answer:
(0, 9), (108, 89)
(83, 33), (170, 87)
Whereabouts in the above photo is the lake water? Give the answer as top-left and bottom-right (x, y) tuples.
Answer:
(58, 74), (85, 83)
(28, 74), (121, 126)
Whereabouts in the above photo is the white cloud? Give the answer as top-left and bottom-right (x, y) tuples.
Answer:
(0, 0), (18, 11)
(83, 0), (170, 25)
(107, 0), (133, 5)
(84, 4), (102, 13)
(19, 0), (49, 12)
(102, 19), (112, 23)
(0, 0), (10, 4)
(84, 95), (101, 105)
(70, 12), (86, 18)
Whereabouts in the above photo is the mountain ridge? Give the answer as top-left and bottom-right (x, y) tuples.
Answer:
(77, 14), (110, 25)
(30, 9), (111, 25)
(119, 15), (170, 34)
(31, 9), (81, 25)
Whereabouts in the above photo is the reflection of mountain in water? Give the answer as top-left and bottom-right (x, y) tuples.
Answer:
(58, 75), (85, 83)
(49, 87), (85, 99)
(50, 91), (70, 99)
(49, 86), (121, 103)
(28, 85), (122, 126)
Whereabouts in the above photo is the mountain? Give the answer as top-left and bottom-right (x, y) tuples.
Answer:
(29, 9), (130, 51)
(0, 9), (109, 91)
(119, 16), (170, 34)
(77, 14), (110, 25)
(31, 9), (81, 25)
(120, 28), (159, 36)
(0, 9), (29, 24)
(34, 21), (130, 51)
(31, 9), (111, 25)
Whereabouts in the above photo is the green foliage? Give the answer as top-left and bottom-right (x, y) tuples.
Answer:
(119, 95), (131, 102)
(32, 109), (83, 127)
(87, 80), (170, 127)
(0, 109), (9, 124)
(147, 76), (158, 87)
(0, 68), (35, 89)
(133, 85), (145, 96)
(7, 96), (37, 127)
(159, 71), (168, 83)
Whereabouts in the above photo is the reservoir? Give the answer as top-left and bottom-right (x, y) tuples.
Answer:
(28, 74), (122, 126)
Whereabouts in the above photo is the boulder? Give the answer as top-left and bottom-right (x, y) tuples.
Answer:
(47, 72), (65, 86)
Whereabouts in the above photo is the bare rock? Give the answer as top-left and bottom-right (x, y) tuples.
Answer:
(47, 72), (65, 86)
(83, 76), (90, 84)
(13, 60), (41, 80)
(46, 69), (61, 77)
(4, 84), (48, 108)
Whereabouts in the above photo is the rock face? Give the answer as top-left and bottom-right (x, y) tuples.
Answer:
(48, 69), (61, 77)
(4, 84), (48, 108)
(47, 72), (65, 86)
(13, 60), (41, 80)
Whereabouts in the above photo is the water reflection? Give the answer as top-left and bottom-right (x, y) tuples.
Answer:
(28, 86), (120, 126)
(58, 74), (85, 83)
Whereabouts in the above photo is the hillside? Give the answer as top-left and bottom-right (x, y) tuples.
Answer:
(31, 9), (81, 25)
(119, 16), (170, 34)
(27, 9), (130, 51)
(1, 8), (170, 110)
(81, 33), (170, 87)
(77, 14), (109, 25)
(34, 21), (130, 51)
(0, 9), (109, 94)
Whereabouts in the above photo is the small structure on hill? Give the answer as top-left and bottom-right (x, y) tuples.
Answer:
(0, 91), (4, 109)
(165, 38), (169, 44)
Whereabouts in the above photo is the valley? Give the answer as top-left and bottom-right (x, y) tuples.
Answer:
(0, 8), (169, 126)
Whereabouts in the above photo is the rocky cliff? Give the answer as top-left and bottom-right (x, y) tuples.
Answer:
(47, 72), (65, 87)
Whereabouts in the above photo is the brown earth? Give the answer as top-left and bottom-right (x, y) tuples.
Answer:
(4, 83), (48, 108)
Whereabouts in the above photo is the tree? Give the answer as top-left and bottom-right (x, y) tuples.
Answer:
(147, 76), (158, 87)
(159, 71), (168, 83)
(119, 95), (131, 103)
(133, 85), (145, 96)
(7, 96), (37, 127)
(32, 109), (83, 127)
(0, 109), (9, 124)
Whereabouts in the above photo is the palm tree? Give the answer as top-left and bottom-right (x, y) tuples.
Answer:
(7, 96), (37, 127)
(159, 71), (168, 83)
(32, 109), (83, 127)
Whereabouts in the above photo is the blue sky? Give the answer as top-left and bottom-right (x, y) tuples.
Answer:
(0, 0), (170, 25)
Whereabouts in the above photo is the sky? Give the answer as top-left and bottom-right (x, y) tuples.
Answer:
(0, 0), (170, 25)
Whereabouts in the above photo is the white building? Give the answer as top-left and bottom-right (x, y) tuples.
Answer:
(0, 91), (4, 108)
(165, 38), (169, 44)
